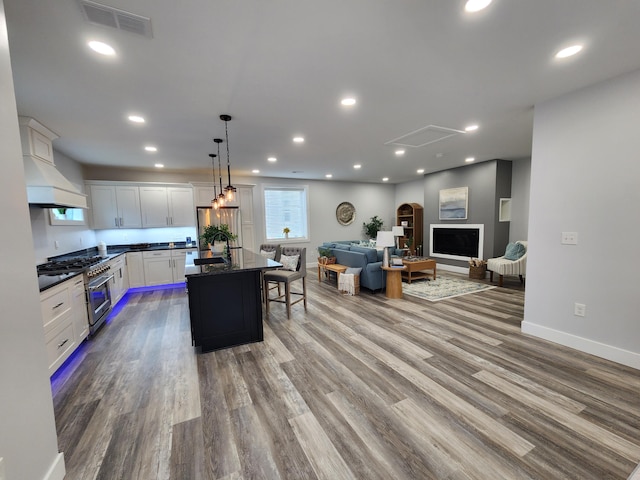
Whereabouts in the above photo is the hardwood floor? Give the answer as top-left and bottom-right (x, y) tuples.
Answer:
(51, 274), (640, 479)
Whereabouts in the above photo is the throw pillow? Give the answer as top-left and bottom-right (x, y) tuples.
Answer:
(345, 267), (362, 275)
(504, 242), (526, 261)
(280, 254), (299, 271)
(260, 249), (276, 260)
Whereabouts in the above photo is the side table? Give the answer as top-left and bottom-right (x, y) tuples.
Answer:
(381, 266), (405, 299)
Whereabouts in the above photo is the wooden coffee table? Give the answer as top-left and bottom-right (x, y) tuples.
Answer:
(401, 257), (436, 283)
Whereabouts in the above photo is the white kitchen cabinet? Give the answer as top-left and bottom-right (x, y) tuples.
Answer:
(142, 250), (174, 286)
(142, 249), (194, 286)
(193, 184), (215, 207)
(168, 187), (195, 226)
(140, 186), (195, 227)
(171, 248), (196, 283)
(108, 255), (128, 305)
(90, 184), (142, 229)
(40, 278), (78, 375)
(71, 277), (89, 341)
(127, 252), (145, 288)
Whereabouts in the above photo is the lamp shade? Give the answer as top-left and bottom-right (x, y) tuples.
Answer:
(376, 231), (395, 248)
(391, 226), (404, 237)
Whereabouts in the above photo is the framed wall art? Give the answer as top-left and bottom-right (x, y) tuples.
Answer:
(336, 201), (356, 225)
(439, 187), (468, 220)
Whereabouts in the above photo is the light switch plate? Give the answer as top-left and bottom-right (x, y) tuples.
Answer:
(574, 303), (586, 317)
(561, 232), (578, 245)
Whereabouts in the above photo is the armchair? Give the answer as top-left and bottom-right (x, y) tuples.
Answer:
(487, 241), (527, 287)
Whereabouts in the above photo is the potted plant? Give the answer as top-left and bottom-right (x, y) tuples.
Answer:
(283, 227), (290, 239)
(317, 245), (336, 265)
(200, 224), (238, 254)
(362, 215), (384, 239)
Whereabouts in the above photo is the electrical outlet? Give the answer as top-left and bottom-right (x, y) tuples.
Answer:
(574, 303), (586, 317)
(79, 237), (83, 246)
(54, 240), (59, 250)
(561, 232), (578, 245)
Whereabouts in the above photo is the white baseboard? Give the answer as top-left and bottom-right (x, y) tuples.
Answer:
(522, 321), (640, 370)
(437, 263), (481, 276)
(43, 452), (65, 480)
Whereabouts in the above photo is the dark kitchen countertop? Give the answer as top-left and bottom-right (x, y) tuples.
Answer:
(38, 242), (197, 292)
(185, 249), (282, 277)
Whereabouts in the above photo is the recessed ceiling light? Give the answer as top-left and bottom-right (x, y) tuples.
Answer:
(293, 136), (305, 143)
(395, 149), (405, 156)
(144, 146), (157, 152)
(353, 164), (361, 169)
(128, 115), (145, 123)
(555, 44), (583, 59)
(88, 40), (116, 56)
(465, 124), (479, 132)
(325, 174), (332, 178)
(154, 163), (164, 168)
(417, 169), (425, 174)
(252, 169), (260, 174)
(267, 157), (277, 162)
(341, 98), (356, 106)
(465, 0), (492, 13)
(382, 177), (389, 182)
(465, 157), (475, 163)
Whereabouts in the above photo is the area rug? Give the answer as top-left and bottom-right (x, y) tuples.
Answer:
(403, 276), (496, 302)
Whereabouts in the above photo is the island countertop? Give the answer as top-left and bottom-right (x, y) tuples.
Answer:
(184, 248), (282, 277)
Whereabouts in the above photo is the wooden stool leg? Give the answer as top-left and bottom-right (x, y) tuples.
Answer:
(498, 275), (503, 287)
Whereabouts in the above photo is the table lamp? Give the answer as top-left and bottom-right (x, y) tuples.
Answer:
(376, 230), (396, 267)
(391, 226), (404, 249)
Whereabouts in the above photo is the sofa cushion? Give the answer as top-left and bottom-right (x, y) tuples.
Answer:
(350, 245), (377, 263)
(260, 249), (276, 260)
(504, 242), (526, 260)
(333, 243), (351, 251)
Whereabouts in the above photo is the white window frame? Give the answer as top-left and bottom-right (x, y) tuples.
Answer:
(262, 184), (310, 243)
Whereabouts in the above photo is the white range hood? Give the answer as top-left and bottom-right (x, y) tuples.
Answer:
(19, 117), (87, 209)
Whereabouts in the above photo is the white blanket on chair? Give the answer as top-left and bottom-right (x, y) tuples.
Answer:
(338, 273), (356, 295)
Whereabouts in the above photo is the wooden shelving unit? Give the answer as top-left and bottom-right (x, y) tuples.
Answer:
(396, 203), (424, 255)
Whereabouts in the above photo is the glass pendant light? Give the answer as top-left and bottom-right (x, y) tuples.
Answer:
(209, 153), (219, 210)
(214, 138), (226, 206)
(220, 114), (237, 201)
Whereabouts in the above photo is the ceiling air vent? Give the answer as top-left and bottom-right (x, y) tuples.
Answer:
(79, 0), (153, 38)
(385, 125), (465, 148)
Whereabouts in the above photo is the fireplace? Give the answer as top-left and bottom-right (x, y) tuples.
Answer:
(429, 224), (484, 260)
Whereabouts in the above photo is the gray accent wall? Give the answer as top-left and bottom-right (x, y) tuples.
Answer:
(422, 159), (512, 267)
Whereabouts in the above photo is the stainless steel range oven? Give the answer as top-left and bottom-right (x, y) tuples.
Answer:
(85, 262), (113, 335)
(37, 255), (113, 336)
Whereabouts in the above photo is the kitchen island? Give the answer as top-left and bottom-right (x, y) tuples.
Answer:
(185, 248), (281, 352)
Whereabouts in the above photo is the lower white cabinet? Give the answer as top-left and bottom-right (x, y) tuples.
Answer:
(72, 277), (89, 341)
(108, 255), (128, 305)
(127, 252), (145, 288)
(143, 250), (174, 286)
(142, 249), (196, 286)
(41, 277), (83, 375)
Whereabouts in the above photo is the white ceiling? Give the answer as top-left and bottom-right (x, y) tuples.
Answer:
(5, 0), (640, 184)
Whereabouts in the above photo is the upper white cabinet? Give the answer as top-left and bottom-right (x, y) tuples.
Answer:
(140, 186), (195, 227)
(90, 184), (142, 229)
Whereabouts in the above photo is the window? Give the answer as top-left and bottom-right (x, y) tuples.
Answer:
(48, 208), (86, 226)
(263, 185), (309, 241)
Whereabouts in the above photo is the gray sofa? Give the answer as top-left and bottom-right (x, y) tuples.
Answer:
(321, 241), (401, 292)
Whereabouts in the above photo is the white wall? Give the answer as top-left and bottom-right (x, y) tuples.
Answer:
(523, 69), (640, 369)
(0, 1), (65, 478)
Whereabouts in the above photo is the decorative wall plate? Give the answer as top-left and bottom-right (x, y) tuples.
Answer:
(336, 202), (356, 225)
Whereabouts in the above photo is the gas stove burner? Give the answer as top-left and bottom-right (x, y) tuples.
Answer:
(37, 256), (104, 276)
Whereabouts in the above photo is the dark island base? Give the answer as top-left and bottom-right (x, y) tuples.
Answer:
(187, 269), (263, 352)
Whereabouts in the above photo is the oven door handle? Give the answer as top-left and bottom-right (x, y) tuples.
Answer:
(88, 275), (114, 290)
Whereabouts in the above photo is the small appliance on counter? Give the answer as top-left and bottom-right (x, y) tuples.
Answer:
(98, 241), (107, 256)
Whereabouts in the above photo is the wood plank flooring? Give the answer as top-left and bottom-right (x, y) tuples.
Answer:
(51, 274), (640, 479)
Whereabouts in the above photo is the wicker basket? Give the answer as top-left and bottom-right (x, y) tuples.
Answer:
(318, 256), (337, 265)
(469, 264), (487, 279)
(339, 274), (360, 295)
